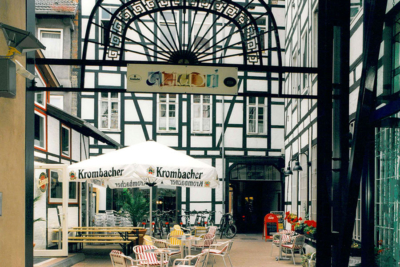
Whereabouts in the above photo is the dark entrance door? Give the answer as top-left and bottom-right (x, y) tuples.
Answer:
(231, 181), (281, 233)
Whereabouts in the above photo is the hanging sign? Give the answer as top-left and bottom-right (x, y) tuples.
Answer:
(127, 64), (238, 95)
(37, 172), (48, 192)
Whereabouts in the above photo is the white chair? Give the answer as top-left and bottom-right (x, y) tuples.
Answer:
(270, 232), (291, 257)
(133, 245), (170, 267)
(282, 235), (306, 265)
(110, 250), (149, 267)
(172, 251), (209, 267)
(202, 240), (233, 267)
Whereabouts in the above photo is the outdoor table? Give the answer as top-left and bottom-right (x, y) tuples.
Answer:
(176, 235), (201, 257)
(145, 248), (180, 267)
(271, 232), (291, 261)
(53, 227), (141, 254)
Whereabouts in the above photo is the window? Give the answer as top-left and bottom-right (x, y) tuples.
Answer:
(49, 169), (78, 204)
(50, 95), (64, 109)
(35, 92), (46, 109)
(247, 97), (267, 134)
(350, 0), (363, 20)
(61, 125), (71, 158)
(159, 11), (178, 49)
(34, 110), (46, 151)
(158, 94), (178, 131)
(99, 92), (120, 130)
(192, 95), (212, 132)
(191, 13), (212, 52)
(101, 7), (117, 44)
(38, 29), (63, 59)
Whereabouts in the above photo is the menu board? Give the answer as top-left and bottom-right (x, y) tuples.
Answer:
(266, 222), (278, 236)
(270, 211), (285, 230)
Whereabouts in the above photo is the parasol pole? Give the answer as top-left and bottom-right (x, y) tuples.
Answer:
(145, 180), (157, 237)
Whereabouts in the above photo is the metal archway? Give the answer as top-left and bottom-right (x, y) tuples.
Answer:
(81, 0), (283, 92)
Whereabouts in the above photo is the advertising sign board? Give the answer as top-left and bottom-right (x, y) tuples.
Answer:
(127, 64), (238, 95)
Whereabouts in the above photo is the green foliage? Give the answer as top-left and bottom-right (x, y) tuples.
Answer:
(301, 253), (316, 267)
(117, 189), (148, 226)
(375, 241), (397, 267)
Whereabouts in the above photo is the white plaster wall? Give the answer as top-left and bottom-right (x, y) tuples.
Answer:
(224, 128), (242, 147)
(47, 116), (60, 155)
(157, 136), (179, 147)
(247, 137), (268, 148)
(138, 99), (153, 121)
(124, 125), (147, 145)
(125, 100), (139, 121)
(350, 26), (363, 65)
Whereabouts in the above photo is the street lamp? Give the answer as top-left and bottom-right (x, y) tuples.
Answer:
(293, 152), (311, 215)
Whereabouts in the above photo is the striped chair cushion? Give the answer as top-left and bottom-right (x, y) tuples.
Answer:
(282, 243), (303, 250)
(272, 234), (291, 244)
(169, 230), (184, 246)
(135, 245), (169, 266)
(193, 233), (214, 248)
(202, 244), (228, 255)
(208, 226), (217, 236)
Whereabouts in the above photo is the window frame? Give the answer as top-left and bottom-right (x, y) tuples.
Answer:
(247, 97), (267, 135)
(191, 95), (212, 133)
(34, 108), (47, 152)
(98, 92), (121, 131)
(61, 124), (71, 159)
(34, 67), (47, 110)
(48, 169), (79, 204)
(157, 94), (178, 132)
(38, 28), (63, 59)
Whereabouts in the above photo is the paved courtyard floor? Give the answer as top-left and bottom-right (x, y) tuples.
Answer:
(68, 234), (303, 267)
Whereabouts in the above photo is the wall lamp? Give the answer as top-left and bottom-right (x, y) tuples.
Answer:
(0, 23), (46, 98)
(283, 161), (293, 176)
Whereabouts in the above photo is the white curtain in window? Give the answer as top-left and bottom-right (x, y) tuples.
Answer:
(41, 31), (62, 58)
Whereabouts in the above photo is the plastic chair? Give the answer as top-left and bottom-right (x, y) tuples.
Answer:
(282, 235), (306, 265)
(110, 250), (149, 267)
(167, 229), (185, 247)
(172, 251), (209, 267)
(133, 245), (169, 267)
(202, 240), (233, 267)
(192, 233), (215, 251)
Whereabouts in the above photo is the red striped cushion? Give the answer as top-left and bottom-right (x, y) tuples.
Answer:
(282, 243), (303, 249)
(202, 245), (228, 255)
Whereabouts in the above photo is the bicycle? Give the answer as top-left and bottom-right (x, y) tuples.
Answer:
(217, 212), (237, 239)
(179, 209), (192, 232)
(151, 211), (164, 238)
(205, 210), (215, 226)
(160, 210), (174, 236)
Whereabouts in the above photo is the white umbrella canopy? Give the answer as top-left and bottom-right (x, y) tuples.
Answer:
(67, 140), (218, 235)
(67, 140), (219, 188)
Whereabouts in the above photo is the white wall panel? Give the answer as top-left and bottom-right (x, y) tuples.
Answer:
(190, 188), (212, 201)
(247, 138), (267, 148)
(85, 72), (95, 88)
(224, 128), (242, 147)
(271, 105), (284, 125)
(125, 100), (139, 121)
(350, 26), (363, 65)
(271, 128), (285, 149)
(191, 136), (212, 147)
(138, 100), (153, 121)
(72, 130), (80, 161)
(124, 125), (147, 145)
(48, 116), (60, 155)
(157, 136), (178, 147)
(99, 73), (121, 86)
(81, 98), (95, 120)
(106, 133), (121, 144)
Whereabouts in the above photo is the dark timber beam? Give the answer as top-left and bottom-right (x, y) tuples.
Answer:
(317, 0), (333, 265)
(31, 58), (318, 74)
(337, 1), (387, 266)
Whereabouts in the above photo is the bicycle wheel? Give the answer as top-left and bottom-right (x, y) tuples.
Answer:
(225, 224), (237, 239)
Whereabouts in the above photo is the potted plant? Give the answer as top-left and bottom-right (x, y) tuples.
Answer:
(294, 218), (305, 234)
(116, 188), (148, 227)
(303, 220), (317, 240)
(374, 240), (396, 267)
(285, 211), (298, 231)
(116, 189), (149, 245)
(301, 252), (316, 267)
